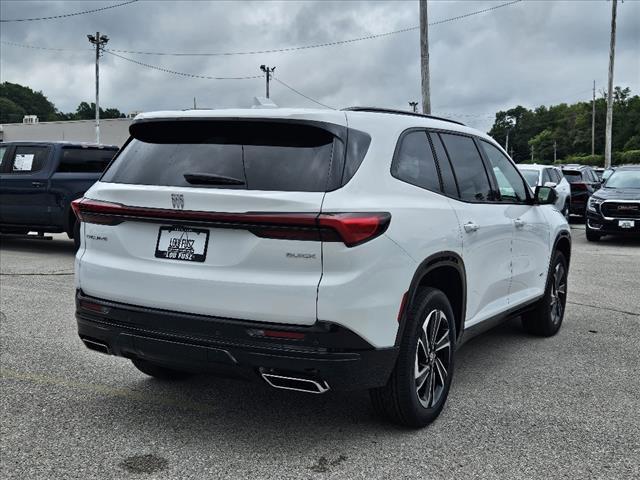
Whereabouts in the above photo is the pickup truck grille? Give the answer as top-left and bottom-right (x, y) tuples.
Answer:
(601, 201), (640, 219)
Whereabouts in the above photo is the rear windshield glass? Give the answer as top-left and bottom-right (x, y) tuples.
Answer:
(520, 169), (539, 187)
(58, 147), (118, 173)
(101, 121), (338, 192)
(562, 170), (583, 183)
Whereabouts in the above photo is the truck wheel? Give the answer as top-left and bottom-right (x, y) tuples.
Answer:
(585, 227), (601, 242)
(521, 251), (568, 336)
(370, 287), (456, 428)
(132, 359), (192, 381)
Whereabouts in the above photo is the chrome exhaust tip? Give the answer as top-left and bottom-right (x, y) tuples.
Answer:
(261, 372), (330, 394)
(81, 337), (111, 355)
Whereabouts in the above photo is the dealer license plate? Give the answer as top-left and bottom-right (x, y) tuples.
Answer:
(618, 220), (635, 229)
(155, 226), (209, 262)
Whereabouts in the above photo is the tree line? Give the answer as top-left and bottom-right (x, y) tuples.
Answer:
(488, 86), (640, 166)
(0, 82), (125, 124)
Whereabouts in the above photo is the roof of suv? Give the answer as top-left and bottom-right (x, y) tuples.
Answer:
(133, 107), (493, 145)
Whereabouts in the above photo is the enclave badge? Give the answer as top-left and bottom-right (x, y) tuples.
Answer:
(171, 193), (184, 210)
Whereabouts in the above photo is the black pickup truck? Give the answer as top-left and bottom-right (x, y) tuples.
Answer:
(0, 141), (118, 249)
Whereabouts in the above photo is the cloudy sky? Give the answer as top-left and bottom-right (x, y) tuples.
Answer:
(1, 0), (638, 131)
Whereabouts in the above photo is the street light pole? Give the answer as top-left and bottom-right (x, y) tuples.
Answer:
(604, 0), (617, 168)
(87, 32), (109, 144)
(260, 65), (276, 98)
(409, 101), (419, 113)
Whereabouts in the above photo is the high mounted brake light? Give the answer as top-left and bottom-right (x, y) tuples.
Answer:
(71, 198), (390, 247)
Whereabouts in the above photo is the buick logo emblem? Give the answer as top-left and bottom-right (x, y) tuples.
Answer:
(171, 194), (184, 210)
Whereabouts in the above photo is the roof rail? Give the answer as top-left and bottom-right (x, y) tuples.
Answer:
(342, 106), (465, 126)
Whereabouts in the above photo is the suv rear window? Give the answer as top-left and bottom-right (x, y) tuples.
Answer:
(58, 147), (118, 173)
(562, 170), (583, 183)
(102, 121), (343, 192)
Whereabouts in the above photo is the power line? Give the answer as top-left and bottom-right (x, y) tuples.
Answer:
(273, 78), (335, 109)
(0, 1), (522, 57)
(104, 50), (263, 80)
(4, 1), (521, 56)
(0, 0), (138, 23)
(0, 40), (90, 52)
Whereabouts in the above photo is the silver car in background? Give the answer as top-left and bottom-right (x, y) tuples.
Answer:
(518, 164), (572, 218)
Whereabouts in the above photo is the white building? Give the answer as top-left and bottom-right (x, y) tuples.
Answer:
(0, 117), (133, 146)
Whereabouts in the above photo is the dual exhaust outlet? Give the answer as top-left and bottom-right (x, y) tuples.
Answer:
(261, 372), (330, 394)
(81, 337), (330, 394)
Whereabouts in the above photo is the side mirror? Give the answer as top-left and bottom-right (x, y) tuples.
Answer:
(543, 181), (557, 188)
(534, 185), (557, 205)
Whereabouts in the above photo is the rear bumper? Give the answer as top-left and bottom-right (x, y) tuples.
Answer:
(586, 212), (640, 236)
(75, 290), (398, 391)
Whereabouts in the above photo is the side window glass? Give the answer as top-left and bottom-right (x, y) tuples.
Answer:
(9, 146), (50, 174)
(391, 131), (441, 192)
(542, 169), (552, 184)
(0, 146), (9, 172)
(58, 148), (117, 173)
(429, 133), (459, 197)
(440, 133), (492, 202)
(479, 140), (529, 203)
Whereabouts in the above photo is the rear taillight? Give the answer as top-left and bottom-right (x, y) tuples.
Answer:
(71, 198), (390, 247)
(571, 182), (588, 191)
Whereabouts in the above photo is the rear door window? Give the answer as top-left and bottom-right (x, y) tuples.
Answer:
(58, 147), (118, 173)
(541, 169), (552, 184)
(480, 140), (529, 203)
(102, 121), (340, 192)
(391, 130), (440, 192)
(440, 133), (493, 202)
(8, 145), (50, 173)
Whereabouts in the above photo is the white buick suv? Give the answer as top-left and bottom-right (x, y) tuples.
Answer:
(73, 107), (571, 427)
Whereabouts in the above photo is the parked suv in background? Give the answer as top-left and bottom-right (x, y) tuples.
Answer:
(561, 164), (601, 216)
(517, 164), (571, 218)
(586, 164), (640, 241)
(0, 141), (118, 249)
(73, 108), (571, 427)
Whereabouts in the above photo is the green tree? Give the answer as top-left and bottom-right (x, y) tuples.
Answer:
(0, 81), (58, 122)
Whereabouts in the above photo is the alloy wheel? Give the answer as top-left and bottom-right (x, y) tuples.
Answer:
(415, 309), (451, 409)
(549, 262), (567, 325)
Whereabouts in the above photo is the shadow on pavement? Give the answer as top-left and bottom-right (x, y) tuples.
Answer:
(0, 234), (76, 256)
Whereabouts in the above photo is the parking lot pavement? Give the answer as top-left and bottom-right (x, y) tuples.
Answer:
(1, 230), (639, 480)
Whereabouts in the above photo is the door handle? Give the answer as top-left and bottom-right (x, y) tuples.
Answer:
(514, 218), (525, 228)
(31, 181), (45, 187)
(463, 222), (479, 233)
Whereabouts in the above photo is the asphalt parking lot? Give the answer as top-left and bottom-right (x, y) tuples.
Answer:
(1, 226), (639, 479)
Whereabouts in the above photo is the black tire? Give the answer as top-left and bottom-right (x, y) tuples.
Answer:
(72, 219), (81, 251)
(370, 287), (456, 428)
(585, 227), (601, 242)
(521, 251), (568, 336)
(131, 358), (192, 381)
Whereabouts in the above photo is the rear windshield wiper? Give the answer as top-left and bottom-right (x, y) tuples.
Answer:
(183, 173), (245, 186)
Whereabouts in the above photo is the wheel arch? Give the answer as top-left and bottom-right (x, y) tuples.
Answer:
(396, 251), (466, 345)
(553, 230), (572, 267)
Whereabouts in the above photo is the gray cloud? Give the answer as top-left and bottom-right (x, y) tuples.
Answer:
(1, 0), (638, 132)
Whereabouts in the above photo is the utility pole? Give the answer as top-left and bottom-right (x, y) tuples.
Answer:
(87, 32), (109, 144)
(530, 144), (534, 163)
(260, 65), (275, 98)
(591, 80), (596, 156)
(605, 0), (617, 168)
(193, 97), (197, 109)
(409, 101), (418, 113)
(554, 140), (557, 163)
(419, 0), (431, 114)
